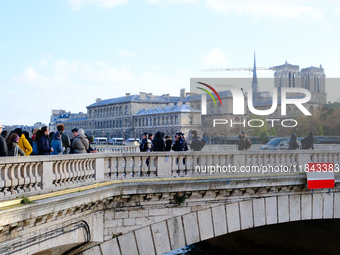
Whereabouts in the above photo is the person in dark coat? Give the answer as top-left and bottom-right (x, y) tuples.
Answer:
(237, 131), (252, 150)
(0, 124), (8, 156)
(172, 132), (188, 151)
(164, 135), (172, 151)
(289, 133), (299, 150)
(152, 131), (165, 151)
(1, 130), (8, 139)
(48, 132), (55, 147)
(139, 133), (149, 152)
(302, 132), (314, 150)
(37, 126), (53, 155)
(23, 131), (33, 148)
(190, 130), (206, 151)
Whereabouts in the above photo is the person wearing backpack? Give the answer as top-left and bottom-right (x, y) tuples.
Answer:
(190, 130), (206, 151)
(139, 133), (149, 152)
(237, 131), (252, 150)
(172, 132), (189, 151)
(301, 132), (314, 150)
(71, 129), (89, 154)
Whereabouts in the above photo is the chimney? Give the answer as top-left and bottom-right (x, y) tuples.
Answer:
(140, 92), (146, 100)
(180, 88), (186, 100)
(96, 98), (102, 103)
(147, 93), (153, 99)
(126, 93), (131, 98)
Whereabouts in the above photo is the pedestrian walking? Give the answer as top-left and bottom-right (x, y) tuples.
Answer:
(289, 133), (299, 150)
(236, 131), (252, 150)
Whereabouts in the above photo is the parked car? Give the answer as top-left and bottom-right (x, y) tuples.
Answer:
(108, 138), (124, 145)
(260, 137), (289, 150)
(126, 138), (140, 143)
(93, 137), (107, 144)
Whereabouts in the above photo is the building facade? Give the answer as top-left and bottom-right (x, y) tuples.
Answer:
(60, 90), (201, 140)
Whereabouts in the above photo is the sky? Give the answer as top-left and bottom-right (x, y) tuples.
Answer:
(0, 0), (340, 125)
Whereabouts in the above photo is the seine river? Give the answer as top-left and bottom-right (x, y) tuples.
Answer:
(163, 244), (233, 255)
(163, 220), (340, 255)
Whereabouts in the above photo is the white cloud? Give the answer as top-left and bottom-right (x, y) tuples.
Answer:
(68, 0), (129, 9)
(336, 5), (340, 14)
(202, 48), (229, 67)
(118, 50), (137, 58)
(205, 0), (323, 19)
(148, 0), (198, 3)
(3, 59), (188, 125)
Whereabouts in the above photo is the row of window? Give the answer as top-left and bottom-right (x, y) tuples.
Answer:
(88, 105), (130, 119)
(278, 73), (321, 92)
(64, 115), (182, 131)
(134, 115), (179, 127)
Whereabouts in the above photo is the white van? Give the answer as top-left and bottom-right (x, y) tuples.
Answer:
(126, 138), (140, 143)
(109, 138), (124, 145)
(93, 137), (107, 144)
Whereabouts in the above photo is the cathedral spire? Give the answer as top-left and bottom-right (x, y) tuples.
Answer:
(251, 51), (258, 95)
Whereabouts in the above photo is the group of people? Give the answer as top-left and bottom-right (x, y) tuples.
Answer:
(0, 124), (98, 157)
(289, 132), (314, 150)
(236, 130), (314, 150)
(139, 130), (206, 152)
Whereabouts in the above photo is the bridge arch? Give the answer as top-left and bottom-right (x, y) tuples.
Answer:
(81, 192), (340, 255)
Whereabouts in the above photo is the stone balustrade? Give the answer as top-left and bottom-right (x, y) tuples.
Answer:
(0, 150), (340, 199)
(95, 146), (139, 153)
(93, 144), (340, 153)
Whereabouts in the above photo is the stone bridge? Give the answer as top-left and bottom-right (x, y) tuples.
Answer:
(0, 150), (339, 255)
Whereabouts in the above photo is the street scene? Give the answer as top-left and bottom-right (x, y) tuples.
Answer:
(1, 1), (340, 255)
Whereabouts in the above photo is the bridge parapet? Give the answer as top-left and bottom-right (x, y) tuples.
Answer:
(0, 150), (339, 200)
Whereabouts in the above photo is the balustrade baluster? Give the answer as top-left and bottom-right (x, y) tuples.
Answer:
(16, 163), (25, 193)
(22, 163), (31, 191)
(9, 164), (18, 194)
(149, 156), (157, 177)
(125, 157), (134, 178)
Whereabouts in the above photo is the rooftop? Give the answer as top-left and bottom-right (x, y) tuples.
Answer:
(134, 104), (200, 116)
(87, 94), (180, 108)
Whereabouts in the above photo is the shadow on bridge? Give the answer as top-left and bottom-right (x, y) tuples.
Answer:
(198, 219), (340, 255)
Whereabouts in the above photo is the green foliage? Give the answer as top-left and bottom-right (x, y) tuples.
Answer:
(268, 126), (277, 136)
(20, 196), (33, 204)
(175, 195), (186, 205)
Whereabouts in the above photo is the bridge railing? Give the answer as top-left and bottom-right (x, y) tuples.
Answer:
(95, 146), (139, 153)
(92, 144), (340, 153)
(0, 150), (339, 199)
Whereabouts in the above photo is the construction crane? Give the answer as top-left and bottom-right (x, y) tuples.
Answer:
(201, 67), (275, 72)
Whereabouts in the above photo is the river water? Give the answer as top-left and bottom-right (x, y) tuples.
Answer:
(163, 244), (238, 255)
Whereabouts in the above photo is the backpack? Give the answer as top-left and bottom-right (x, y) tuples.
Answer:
(198, 137), (206, 149)
(139, 140), (147, 152)
(32, 141), (39, 155)
(245, 138), (252, 149)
